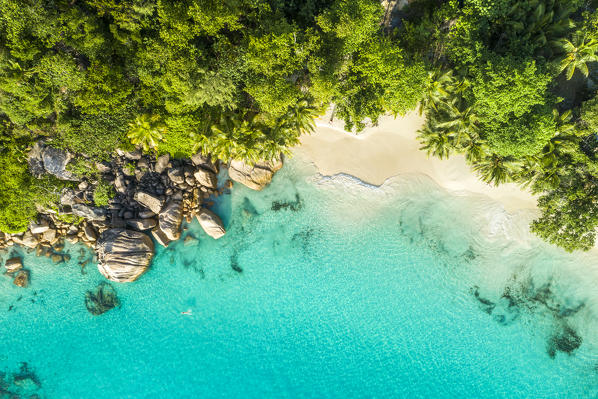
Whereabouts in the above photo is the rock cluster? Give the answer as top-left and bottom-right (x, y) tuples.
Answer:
(1, 143), (284, 284)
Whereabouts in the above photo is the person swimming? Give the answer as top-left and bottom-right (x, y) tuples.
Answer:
(181, 309), (192, 315)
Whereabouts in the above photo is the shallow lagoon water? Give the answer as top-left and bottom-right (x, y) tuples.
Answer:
(2, 159), (598, 398)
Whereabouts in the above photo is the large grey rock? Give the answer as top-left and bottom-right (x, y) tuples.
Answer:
(155, 154), (170, 174)
(191, 152), (218, 174)
(60, 188), (78, 206)
(167, 167), (185, 185)
(29, 220), (49, 234)
(196, 208), (226, 239)
(193, 168), (218, 189)
(127, 218), (157, 231)
(134, 191), (164, 214)
(41, 146), (79, 180)
(72, 204), (106, 221)
(96, 229), (154, 283)
(228, 158), (283, 191)
(159, 201), (183, 241)
(114, 175), (127, 194)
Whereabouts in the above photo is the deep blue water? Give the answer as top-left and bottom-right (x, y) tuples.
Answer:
(2, 159), (598, 398)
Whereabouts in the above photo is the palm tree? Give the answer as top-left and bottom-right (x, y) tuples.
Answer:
(472, 154), (520, 186)
(417, 123), (452, 160)
(435, 100), (479, 150)
(555, 33), (598, 80)
(127, 114), (166, 152)
(419, 70), (454, 115)
(284, 100), (319, 134)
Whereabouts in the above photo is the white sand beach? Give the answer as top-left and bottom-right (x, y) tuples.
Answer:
(294, 111), (538, 214)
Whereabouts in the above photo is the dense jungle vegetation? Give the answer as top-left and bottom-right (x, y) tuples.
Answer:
(0, 0), (597, 252)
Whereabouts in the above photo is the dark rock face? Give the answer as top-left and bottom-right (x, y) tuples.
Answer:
(85, 282), (120, 315)
(96, 229), (154, 282)
(27, 142), (46, 178)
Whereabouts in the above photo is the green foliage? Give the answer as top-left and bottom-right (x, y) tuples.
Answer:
(93, 180), (115, 207)
(578, 96), (598, 134)
(127, 114), (167, 152)
(333, 37), (428, 131)
(531, 174), (598, 252)
(0, 148), (63, 233)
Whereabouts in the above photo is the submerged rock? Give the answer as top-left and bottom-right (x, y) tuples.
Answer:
(85, 282), (120, 315)
(547, 323), (582, 358)
(96, 229), (154, 283)
(228, 158), (283, 191)
(159, 201), (183, 241)
(13, 270), (29, 288)
(196, 208), (226, 239)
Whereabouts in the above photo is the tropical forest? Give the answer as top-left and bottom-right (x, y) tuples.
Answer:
(0, 0), (598, 252)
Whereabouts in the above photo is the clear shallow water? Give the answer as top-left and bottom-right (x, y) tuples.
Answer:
(2, 159), (598, 398)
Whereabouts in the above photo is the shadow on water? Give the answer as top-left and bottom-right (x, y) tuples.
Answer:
(0, 362), (42, 398)
(471, 275), (585, 358)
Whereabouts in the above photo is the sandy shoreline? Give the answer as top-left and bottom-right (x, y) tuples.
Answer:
(294, 111), (538, 214)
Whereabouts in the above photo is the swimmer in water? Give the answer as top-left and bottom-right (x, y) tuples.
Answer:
(181, 309), (192, 315)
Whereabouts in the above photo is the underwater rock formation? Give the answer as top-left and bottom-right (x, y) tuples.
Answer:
(547, 323), (582, 358)
(272, 193), (303, 212)
(85, 282), (120, 315)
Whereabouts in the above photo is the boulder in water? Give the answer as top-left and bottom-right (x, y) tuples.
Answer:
(96, 229), (154, 282)
(196, 208), (226, 239)
(228, 158), (283, 191)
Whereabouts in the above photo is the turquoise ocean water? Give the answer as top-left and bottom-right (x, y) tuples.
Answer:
(2, 158), (598, 398)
